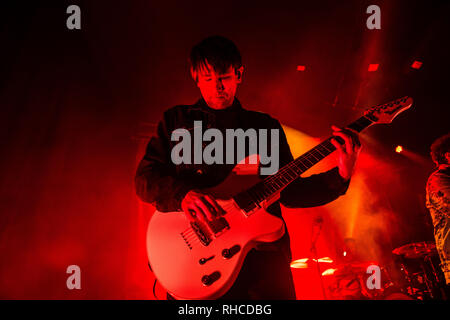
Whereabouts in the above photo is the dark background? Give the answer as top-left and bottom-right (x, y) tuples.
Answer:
(0, 0), (449, 299)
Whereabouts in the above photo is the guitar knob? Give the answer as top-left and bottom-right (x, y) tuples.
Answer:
(222, 248), (232, 259)
(222, 245), (241, 259)
(201, 272), (221, 286)
(201, 275), (212, 286)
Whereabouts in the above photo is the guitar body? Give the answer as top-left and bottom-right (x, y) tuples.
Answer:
(146, 158), (286, 300)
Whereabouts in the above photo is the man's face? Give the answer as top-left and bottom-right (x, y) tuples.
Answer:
(195, 63), (243, 110)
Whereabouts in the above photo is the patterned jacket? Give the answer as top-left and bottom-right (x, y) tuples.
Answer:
(426, 165), (450, 284)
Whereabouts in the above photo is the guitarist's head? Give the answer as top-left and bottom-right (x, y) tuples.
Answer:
(430, 133), (450, 167)
(189, 36), (244, 110)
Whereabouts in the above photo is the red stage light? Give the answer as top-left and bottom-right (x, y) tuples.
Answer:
(322, 268), (337, 276)
(396, 145), (403, 153)
(411, 61), (423, 69)
(290, 257), (333, 268)
(296, 65), (306, 71)
(368, 64), (379, 72)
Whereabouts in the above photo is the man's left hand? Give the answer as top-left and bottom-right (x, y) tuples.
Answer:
(330, 125), (362, 181)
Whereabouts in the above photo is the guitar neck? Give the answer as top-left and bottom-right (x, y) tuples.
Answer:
(233, 114), (376, 213)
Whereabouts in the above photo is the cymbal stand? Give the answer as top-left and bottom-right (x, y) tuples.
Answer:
(310, 217), (326, 299)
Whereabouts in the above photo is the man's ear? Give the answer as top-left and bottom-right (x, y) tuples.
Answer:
(236, 66), (244, 83)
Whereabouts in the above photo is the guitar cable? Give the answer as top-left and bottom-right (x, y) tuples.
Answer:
(149, 261), (160, 300)
(153, 278), (159, 300)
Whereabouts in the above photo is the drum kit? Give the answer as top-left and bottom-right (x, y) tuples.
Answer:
(390, 241), (448, 300)
(291, 241), (448, 300)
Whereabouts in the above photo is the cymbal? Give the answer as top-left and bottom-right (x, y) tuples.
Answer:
(290, 257), (333, 269)
(322, 268), (338, 276)
(392, 241), (437, 259)
(322, 261), (379, 277)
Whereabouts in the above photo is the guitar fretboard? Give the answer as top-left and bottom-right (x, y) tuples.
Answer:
(233, 115), (375, 213)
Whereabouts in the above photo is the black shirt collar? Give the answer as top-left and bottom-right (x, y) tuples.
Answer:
(196, 97), (242, 113)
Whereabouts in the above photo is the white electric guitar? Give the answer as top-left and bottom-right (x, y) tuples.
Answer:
(146, 97), (413, 300)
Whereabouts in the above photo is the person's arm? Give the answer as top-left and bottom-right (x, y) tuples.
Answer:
(272, 120), (351, 208)
(427, 171), (450, 217)
(135, 111), (192, 212)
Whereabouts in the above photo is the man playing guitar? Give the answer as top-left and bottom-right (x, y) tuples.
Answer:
(135, 35), (361, 299)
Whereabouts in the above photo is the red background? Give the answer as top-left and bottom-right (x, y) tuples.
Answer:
(0, 0), (448, 299)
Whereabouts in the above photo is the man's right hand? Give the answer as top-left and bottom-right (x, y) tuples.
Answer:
(181, 190), (224, 225)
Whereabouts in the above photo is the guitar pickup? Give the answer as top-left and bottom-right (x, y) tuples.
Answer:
(190, 222), (211, 246)
(206, 217), (229, 236)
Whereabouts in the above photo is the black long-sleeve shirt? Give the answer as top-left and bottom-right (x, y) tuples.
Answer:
(135, 98), (350, 298)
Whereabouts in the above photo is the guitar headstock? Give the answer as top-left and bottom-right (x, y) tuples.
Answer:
(365, 96), (413, 124)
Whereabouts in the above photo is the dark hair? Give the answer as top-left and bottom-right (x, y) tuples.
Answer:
(430, 133), (450, 165)
(189, 35), (242, 81)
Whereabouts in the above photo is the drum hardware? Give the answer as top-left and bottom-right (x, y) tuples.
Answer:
(290, 240), (447, 300)
(321, 261), (396, 300)
(392, 241), (447, 300)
